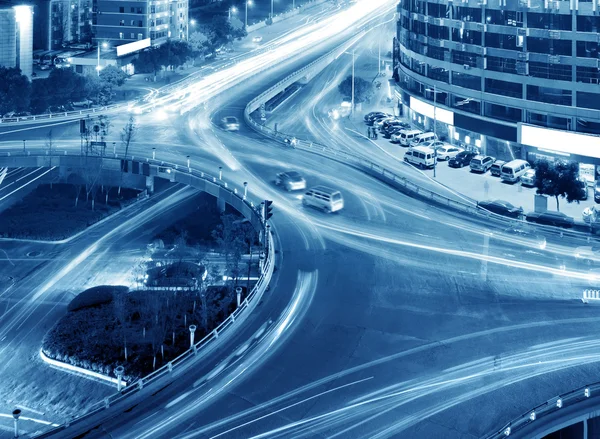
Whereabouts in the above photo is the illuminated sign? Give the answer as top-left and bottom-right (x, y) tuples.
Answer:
(116, 38), (151, 57)
(520, 124), (600, 159)
(409, 96), (454, 125)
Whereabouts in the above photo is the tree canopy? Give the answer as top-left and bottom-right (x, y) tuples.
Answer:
(533, 159), (584, 211)
(338, 75), (374, 104)
(0, 67), (31, 116)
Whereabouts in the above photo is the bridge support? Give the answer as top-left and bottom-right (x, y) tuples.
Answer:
(217, 197), (226, 213)
(145, 176), (154, 195)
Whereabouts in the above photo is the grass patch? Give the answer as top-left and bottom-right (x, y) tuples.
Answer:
(0, 183), (140, 240)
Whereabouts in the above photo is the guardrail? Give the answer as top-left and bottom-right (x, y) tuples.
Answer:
(243, 43), (600, 244)
(0, 104), (127, 125)
(485, 382), (600, 438)
(31, 152), (276, 438)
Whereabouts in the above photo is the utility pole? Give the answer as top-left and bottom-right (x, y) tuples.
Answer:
(351, 49), (355, 118)
(378, 37), (381, 76)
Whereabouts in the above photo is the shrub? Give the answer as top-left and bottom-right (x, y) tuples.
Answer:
(67, 285), (128, 312)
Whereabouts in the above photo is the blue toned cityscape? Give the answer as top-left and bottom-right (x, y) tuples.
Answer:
(2, 0), (600, 436)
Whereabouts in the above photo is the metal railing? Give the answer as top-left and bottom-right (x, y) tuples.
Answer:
(31, 152), (276, 438)
(485, 382), (600, 438)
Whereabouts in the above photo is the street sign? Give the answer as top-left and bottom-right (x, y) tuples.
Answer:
(260, 103), (266, 121)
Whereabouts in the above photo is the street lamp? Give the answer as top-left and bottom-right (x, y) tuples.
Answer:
(425, 85), (443, 178)
(245, 0), (253, 28)
(270, 0), (274, 20)
(341, 50), (357, 117)
(96, 41), (108, 77)
(228, 6), (237, 20)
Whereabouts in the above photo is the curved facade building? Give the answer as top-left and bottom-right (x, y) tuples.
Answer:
(393, 0), (600, 176)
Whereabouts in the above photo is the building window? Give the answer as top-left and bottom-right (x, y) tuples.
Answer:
(483, 103), (521, 122)
(453, 95), (481, 115)
(119, 32), (124, 39)
(119, 19), (124, 26)
(485, 78), (522, 98)
(130, 20), (134, 25)
(577, 16), (600, 32)
(452, 71), (481, 90)
(130, 32), (135, 38)
(527, 85), (571, 106)
(577, 92), (600, 111)
(137, 7), (142, 13)
(119, 6), (124, 12)
(527, 12), (572, 31)
(529, 62), (572, 81)
(486, 56), (517, 74)
(130, 7), (134, 12)
(577, 66), (600, 84)
(577, 41), (599, 58)
(451, 51), (481, 68)
(138, 33), (143, 40)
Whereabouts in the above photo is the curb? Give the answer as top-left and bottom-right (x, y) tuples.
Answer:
(39, 349), (127, 388)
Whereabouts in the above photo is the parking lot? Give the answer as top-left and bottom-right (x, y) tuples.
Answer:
(360, 111), (596, 224)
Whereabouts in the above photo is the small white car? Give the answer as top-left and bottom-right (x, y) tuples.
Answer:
(252, 36), (263, 43)
(221, 116), (240, 131)
(520, 169), (536, 187)
(435, 145), (463, 160)
(275, 171), (306, 191)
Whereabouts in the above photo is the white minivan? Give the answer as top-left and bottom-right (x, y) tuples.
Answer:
(404, 146), (437, 169)
(302, 186), (344, 213)
(500, 159), (531, 183)
(409, 132), (437, 148)
(391, 129), (422, 146)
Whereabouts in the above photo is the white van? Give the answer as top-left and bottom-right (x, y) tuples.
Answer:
(302, 186), (344, 213)
(391, 129), (422, 146)
(500, 159), (531, 183)
(409, 131), (437, 148)
(404, 146), (437, 169)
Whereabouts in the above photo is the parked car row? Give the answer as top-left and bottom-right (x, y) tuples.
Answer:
(275, 171), (344, 213)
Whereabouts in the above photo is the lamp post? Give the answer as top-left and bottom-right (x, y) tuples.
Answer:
(96, 42), (108, 77)
(245, 0), (253, 28)
(341, 50), (357, 117)
(426, 85), (442, 178)
(188, 19), (196, 40)
(228, 6), (237, 20)
(270, 0), (274, 19)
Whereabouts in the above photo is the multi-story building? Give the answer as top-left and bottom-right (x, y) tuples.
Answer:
(0, 1), (33, 77)
(33, 0), (93, 50)
(394, 0), (600, 177)
(92, 0), (189, 47)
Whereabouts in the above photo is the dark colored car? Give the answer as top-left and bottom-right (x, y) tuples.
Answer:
(526, 211), (574, 228)
(448, 151), (477, 168)
(364, 111), (386, 122)
(577, 179), (588, 201)
(381, 121), (410, 137)
(478, 199), (523, 219)
(367, 114), (393, 126)
(490, 160), (506, 177)
(595, 181), (600, 204)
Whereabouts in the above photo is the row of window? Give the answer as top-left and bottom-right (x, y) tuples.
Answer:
(400, 1), (600, 32)
(119, 6), (143, 13)
(119, 19), (143, 26)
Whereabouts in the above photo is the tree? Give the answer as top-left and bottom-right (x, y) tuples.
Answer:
(84, 157), (103, 210)
(212, 215), (244, 290)
(99, 65), (128, 87)
(337, 75), (374, 104)
(229, 16), (247, 40)
(160, 40), (194, 71)
(534, 159), (584, 211)
(0, 67), (31, 115)
(133, 48), (163, 79)
(45, 68), (88, 105)
(30, 80), (50, 114)
(189, 31), (211, 57)
(119, 116), (137, 194)
(113, 291), (129, 361)
(85, 74), (114, 105)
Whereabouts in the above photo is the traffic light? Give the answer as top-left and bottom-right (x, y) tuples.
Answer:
(264, 200), (274, 221)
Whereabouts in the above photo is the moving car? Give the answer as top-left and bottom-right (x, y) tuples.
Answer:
(501, 226), (547, 250)
(404, 146), (437, 169)
(448, 151), (477, 168)
(477, 200), (523, 219)
(526, 211), (574, 228)
(252, 36), (263, 43)
(520, 169), (536, 187)
(490, 160), (505, 177)
(435, 145), (463, 160)
(275, 171), (306, 191)
(469, 155), (495, 173)
(221, 116), (240, 131)
(302, 186), (344, 213)
(575, 245), (600, 266)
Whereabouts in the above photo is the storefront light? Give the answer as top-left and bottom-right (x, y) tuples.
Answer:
(465, 135), (471, 144)
(475, 139), (481, 148)
(454, 132), (459, 141)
